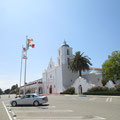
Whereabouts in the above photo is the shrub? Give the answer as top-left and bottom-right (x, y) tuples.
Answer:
(26, 89), (31, 94)
(83, 91), (120, 95)
(10, 90), (16, 94)
(87, 86), (108, 92)
(102, 79), (108, 86)
(109, 87), (116, 91)
(60, 87), (75, 94)
(115, 84), (120, 91)
(83, 85), (120, 96)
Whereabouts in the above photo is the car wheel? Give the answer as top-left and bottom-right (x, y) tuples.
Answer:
(11, 101), (17, 107)
(33, 101), (39, 106)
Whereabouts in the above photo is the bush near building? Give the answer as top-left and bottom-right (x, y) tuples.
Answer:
(60, 87), (75, 94)
(115, 84), (120, 91)
(87, 86), (108, 92)
(26, 89), (31, 94)
(83, 85), (120, 95)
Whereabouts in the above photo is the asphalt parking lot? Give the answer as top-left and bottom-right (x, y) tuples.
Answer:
(0, 94), (120, 120)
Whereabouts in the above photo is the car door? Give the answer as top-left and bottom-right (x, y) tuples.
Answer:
(25, 95), (34, 104)
(24, 95), (35, 105)
(23, 95), (32, 105)
(17, 96), (27, 105)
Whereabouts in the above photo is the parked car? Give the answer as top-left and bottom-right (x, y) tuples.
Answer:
(10, 93), (48, 107)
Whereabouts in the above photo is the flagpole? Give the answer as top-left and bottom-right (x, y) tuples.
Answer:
(24, 36), (28, 95)
(19, 45), (23, 96)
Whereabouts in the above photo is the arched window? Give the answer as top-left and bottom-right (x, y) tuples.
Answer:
(59, 50), (60, 56)
(67, 49), (69, 55)
(58, 59), (60, 65)
(67, 58), (70, 64)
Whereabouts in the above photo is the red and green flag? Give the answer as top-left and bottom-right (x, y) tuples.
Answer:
(27, 39), (35, 50)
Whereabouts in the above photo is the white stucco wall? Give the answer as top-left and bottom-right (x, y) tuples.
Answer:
(20, 79), (43, 94)
(105, 80), (115, 88)
(43, 68), (57, 94)
(62, 64), (79, 89)
(83, 73), (102, 86)
(55, 66), (63, 93)
(42, 71), (47, 93)
(42, 58), (64, 94)
(72, 77), (95, 93)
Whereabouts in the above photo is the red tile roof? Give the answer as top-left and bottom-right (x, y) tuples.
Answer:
(89, 67), (102, 70)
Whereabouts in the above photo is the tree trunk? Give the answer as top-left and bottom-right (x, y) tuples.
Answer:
(79, 70), (82, 77)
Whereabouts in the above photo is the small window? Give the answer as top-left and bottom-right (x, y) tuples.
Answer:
(58, 59), (60, 65)
(59, 50), (60, 56)
(67, 49), (69, 55)
(50, 74), (52, 78)
(67, 58), (70, 64)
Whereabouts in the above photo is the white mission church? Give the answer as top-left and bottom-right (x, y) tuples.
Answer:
(20, 41), (103, 94)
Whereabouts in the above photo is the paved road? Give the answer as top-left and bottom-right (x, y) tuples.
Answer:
(0, 94), (120, 120)
(0, 95), (15, 120)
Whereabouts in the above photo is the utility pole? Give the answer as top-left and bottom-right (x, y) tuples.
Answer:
(19, 45), (23, 96)
(23, 36), (28, 95)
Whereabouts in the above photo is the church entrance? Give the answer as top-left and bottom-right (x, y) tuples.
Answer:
(39, 87), (43, 94)
(78, 85), (82, 94)
(49, 85), (52, 94)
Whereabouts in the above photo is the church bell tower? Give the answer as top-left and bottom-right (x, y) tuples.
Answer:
(58, 41), (73, 65)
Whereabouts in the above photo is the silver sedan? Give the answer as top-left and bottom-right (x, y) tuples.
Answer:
(10, 93), (48, 107)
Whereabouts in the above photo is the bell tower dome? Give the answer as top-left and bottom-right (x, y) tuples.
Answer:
(58, 41), (73, 65)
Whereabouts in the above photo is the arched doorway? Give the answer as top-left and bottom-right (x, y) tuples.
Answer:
(39, 87), (43, 94)
(49, 85), (52, 94)
(78, 85), (82, 94)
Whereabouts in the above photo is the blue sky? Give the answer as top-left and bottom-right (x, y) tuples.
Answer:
(0, 0), (120, 90)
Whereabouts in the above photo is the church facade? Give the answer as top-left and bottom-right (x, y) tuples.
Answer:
(42, 41), (102, 94)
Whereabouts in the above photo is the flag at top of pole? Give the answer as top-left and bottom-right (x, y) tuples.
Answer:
(27, 38), (35, 50)
(27, 39), (33, 44)
(22, 38), (35, 59)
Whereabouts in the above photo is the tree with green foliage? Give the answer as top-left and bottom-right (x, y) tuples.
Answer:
(102, 51), (120, 85)
(10, 84), (19, 94)
(69, 51), (92, 76)
(4, 89), (11, 94)
(11, 84), (18, 91)
(0, 88), (3, 95)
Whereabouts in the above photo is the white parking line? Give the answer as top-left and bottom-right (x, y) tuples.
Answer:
(95, 116), (106, 120)
(16, 116), (106, 120)
(106, 97), (112, 102)
(106, 98), (109, 102)
(2, 101), (12, 120)
(14, 109), (74, 113)
(110, 98), (112, 102)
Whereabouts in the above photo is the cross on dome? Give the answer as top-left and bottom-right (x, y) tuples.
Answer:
(63, 40), (66, 45)
(62, 40), (69, 47)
